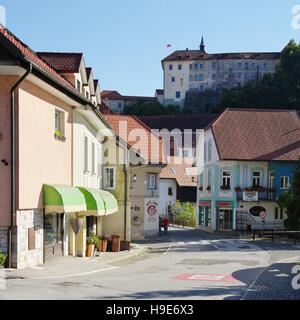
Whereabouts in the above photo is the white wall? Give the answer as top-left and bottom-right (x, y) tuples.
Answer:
(159, 179), (177, 216)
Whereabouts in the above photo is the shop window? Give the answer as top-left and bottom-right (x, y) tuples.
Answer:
(204, 142), (207, 162)
(45, 214), (63, 246)
(148, 173), (157, 189)
(104, 167), (115, 189)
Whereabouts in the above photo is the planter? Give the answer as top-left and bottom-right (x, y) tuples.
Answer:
(101, 240), (108, 253)
(97, 239), (103, 252)
(86, 244), (95, 258)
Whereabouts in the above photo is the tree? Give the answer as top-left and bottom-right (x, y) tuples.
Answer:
(277, 157), (300, 230)
(123, 101), (181, 116)
(171, 201), (196, 227)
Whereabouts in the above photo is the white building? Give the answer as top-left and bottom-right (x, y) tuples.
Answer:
(161, 38), (281, 107)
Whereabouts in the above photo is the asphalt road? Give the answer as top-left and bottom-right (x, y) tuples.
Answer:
(1, 227), (300, 300)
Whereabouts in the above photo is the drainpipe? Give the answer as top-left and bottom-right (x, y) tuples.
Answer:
(123, 163), (128, 243)
(8, 63), (32, 268)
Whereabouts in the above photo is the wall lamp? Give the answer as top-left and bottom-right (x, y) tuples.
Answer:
(1, 159), (8, 166)
(133, 174), (137, 182)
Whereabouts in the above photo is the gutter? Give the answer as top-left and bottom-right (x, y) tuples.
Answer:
(8, 62), (32, 268)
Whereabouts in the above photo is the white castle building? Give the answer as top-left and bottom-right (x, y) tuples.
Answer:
(161, 37), (281, 107)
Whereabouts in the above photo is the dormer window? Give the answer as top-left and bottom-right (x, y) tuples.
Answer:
(86, 91), (89, 100)
(76, 79), (82, 93)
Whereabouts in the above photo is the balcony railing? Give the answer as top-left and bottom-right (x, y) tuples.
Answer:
(236, 191), (275, 201)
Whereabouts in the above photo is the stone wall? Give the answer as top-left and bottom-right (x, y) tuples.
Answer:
(12, 210), (44, 269)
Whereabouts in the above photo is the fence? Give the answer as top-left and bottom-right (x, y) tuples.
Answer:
(252, 230), (300, 245)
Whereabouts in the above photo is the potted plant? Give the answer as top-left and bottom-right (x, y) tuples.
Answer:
(0, 251), (6, 268)
(199, 186), (203, 191)
(86, 233), (96, 258)
(220, 185), (230, 191)
(206, 186), (211, 191)
(100, 234), (110, 253)
(235, 186), (242, 192)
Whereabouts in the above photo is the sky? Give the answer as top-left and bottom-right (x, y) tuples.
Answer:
(0, 0), (300, 96)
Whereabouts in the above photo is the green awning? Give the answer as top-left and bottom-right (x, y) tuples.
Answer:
(77, 187), (118, 216)
(43, 184), (87, 214)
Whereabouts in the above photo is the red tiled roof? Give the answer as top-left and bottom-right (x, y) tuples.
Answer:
(37, 52), (83, 73)
(160, 157), (198, 187)
(162, 50), (281, 64)
(101, 90), (123, 100)
(211, 109), (300, 161)
(104, 115), (166, 164)
(0, 26), (84, 97)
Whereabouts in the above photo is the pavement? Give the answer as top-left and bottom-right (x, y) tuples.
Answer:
(0, 227), (299, 300)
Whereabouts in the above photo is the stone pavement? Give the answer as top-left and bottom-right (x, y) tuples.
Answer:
(3, 243), (147, 281)
(243, 256), (300, 300)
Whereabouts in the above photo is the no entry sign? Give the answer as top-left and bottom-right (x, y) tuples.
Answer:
(173, 273), (237, 283)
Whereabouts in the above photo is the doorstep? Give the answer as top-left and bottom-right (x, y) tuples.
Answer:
(4, 244), (146, 281)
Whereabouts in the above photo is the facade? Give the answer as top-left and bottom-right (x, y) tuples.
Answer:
(197, 109), (300, 233)
(104, 115), (167, 239)
(161, 38), (281, 107)
(101, 90), (157, 114)
(159, 157), (198, 217)
(0, 26), (121, 268)
(155, 89), (164, 104)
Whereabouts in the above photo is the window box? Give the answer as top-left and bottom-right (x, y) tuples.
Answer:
(250, 186), (266, 192)
(206, 186), (211, 191)
(235, 187), (242, 192)
(199, 186), (203, 191)
(54, 131), (66, 142)
(220, 185), (231, 191)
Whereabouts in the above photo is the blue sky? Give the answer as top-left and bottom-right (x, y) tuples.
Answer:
(1, 0), (300, 96)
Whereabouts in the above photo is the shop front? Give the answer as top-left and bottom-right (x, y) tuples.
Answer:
(216, 201), (234, 231)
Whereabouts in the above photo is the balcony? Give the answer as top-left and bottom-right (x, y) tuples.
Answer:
(236, 189), (275, 202)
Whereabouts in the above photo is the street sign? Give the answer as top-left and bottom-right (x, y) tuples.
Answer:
(243, 191), (258, 202)
(173, 273), (237, 283)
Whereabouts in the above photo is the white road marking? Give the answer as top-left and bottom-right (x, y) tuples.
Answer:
(163, 244), (172, 256)
(30, 266), (119, 280)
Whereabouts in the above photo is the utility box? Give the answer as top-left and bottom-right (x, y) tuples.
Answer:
(111, 235), (121, 252)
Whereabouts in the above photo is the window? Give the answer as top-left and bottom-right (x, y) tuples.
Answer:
(212, 62), (216, 70)
(171, 76), (175, 82)
(200, 85), (204, 92)
(204, 142), (207, 162)
(148, 173), (157, 189)
(84, 136), (89, 172)
(91, 142), (96, 175)
(264, 63), (267, 69)
(199, 74), (204, 81)
(229, 68), (233, 74)
(118, 102), (122, 110)
(170, 167), (177, 175)
(97, 146), (102, 177)
(199, 173), (204, 188)
(207, 169), (212, 188)
(180, 78), (183, 87)
(222, 171), (231, 188)
(189, 75), (193, 81)
(168, 187), (173, 196)
(178, 64), (182, 71)
(200, 64), (204, 69)
(212, 74), (216, 80)
(253, 171), (261, 187)
(104, 167), (115, 189)
(275, 207), (284, 220)
(238, 62), (242, 69)
(176, 91), (181, 99)
(238, 73), (242, 79)
(45, 214), (63, 246)
(252, 72), (256, 80)
(280, 176), (290, 189)
(275, 207), (279, 220)
(269, 171), (275, 189)
(212, 84), (216, 91)
(252, 63), (256, 69)
(194, 63), (198, 70)
(208, 141), (212, 161)
(244, 73), (248, 80)
(86, 91), (90, 100)
(169, 64), (173, 71)
(194, 74), (199, 81)
(76, 79), (81, 93)
(245, 62), (249, 70)
(189, 64), (193, 71)
(55, 109), (65, 136)
(280, 208), (284, 220)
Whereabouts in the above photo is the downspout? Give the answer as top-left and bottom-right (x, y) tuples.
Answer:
(123, 163), (128, 243)
(8, 63), (32, 268)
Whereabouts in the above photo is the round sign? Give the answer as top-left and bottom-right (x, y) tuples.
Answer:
(132, 216), (142, 226)
(147, 204), (157, 217)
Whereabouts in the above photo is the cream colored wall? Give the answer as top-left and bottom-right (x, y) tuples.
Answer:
(17, 80), (73, 210)
(0, 76), (18, 226)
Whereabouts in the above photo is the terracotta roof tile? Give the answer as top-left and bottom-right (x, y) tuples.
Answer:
(104, 115), (166, 164)
(211, 109), (300, 161)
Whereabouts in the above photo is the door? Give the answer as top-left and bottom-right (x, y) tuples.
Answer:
(218, 209), (233, 231)
(45, 213), (64, 260)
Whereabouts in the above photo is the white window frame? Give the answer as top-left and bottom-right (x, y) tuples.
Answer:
(55, 109), (65, 136)
(253, 171), (262, 187)
(207, 169), (212, 188)
(148, 173), (157, 190)
(280, 176), (290, 190)
(104, 167), (116, 190)
(222, 170), (231, 188)
(204, 142), (207, 162)
(84, 135), (89, 173)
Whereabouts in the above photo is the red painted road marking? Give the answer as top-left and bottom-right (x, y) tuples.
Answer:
(173, 273), (237, 283)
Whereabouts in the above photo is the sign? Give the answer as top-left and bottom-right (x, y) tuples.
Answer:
(199, 201), (210, 207)
(173, 273), (237, 283)
(243, 191), (258, 202)
(132, 216), (142, 226)
(146, 200), (158, 218)
(217, 202), (232, 208)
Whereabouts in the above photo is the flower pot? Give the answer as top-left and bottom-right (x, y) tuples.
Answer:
(97, 239), (103, 252)
(86, 244), (95, 258)
(101, 240), (108, 253)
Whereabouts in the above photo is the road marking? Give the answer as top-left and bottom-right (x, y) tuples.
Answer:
(163, 244), (172, 256)
(173, 273), (238, 283)
(30, 266), (119, 280)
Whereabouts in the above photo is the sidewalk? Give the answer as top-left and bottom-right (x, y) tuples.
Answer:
(4, 243), (146, 280)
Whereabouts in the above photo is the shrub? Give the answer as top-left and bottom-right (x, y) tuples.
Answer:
(0, 251), (6, 266)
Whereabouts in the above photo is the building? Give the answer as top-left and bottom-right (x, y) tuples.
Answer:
(161, 37), (281, 107)
(101, 90), (157, 114)
(197, 108), (300, 233)
(0, 26), (121, 268)
(159, 157), (198, 217)
(155, 89), (164, 104)
(104, 115), (167, 239)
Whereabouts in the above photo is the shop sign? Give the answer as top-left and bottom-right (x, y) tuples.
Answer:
(243, 191), (258, 202)
(217, 202), (232, 208)
(199, 201), (210, 207)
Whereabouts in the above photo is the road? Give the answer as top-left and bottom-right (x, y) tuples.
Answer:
(1, 227), (300, 300)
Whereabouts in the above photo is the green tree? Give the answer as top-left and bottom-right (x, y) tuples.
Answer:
(171, 201), (196, 227)
(277, 157), (300, 230)
(123, 101), (181, 116)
